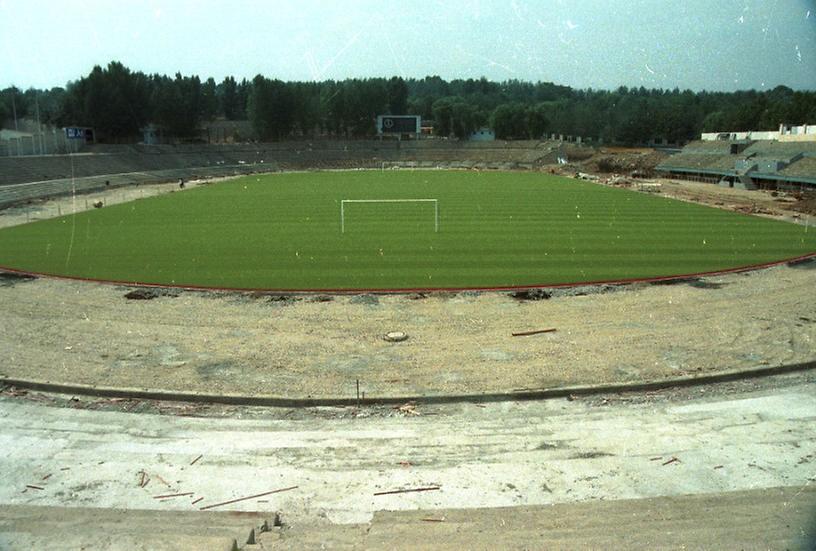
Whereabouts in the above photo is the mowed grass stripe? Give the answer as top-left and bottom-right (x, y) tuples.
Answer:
(0, 170), (813, 290)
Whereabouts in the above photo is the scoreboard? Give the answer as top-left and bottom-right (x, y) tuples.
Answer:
(65, 127), (94, 141)
(376, 115), (421, 135)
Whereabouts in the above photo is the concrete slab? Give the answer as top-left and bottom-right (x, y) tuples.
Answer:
(0, 380), (814, 526)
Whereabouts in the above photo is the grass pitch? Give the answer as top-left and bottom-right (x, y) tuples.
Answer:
(0, 171), (813, 290)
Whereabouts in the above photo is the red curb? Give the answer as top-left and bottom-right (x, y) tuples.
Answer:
(0, 252), (814, 294)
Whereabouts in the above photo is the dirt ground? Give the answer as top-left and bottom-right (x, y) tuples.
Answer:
(1, 260), (814, 400)
(0, 173), (814, 400)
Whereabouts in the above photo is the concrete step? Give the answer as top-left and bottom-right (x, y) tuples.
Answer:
(257, 486), (816, 550)
(0, 505), (271, 551)
(1, 531), (239, 551)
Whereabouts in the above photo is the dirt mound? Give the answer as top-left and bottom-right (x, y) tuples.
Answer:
(510, 289), (551, 301)
(790, 193), (816, 216)
(0, 271), (36, 287)
(561, 146), (595, 162)
(583, 150), (669, 176)
(123, 288), (180, 300)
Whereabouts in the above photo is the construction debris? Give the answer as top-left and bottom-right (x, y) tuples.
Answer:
(512, 328), (557, 337)
(154, 474), (172, 488)
(153, 492), (194, 499)
(637, 182), (662, 193)
(733, 205), (774, 215)
(510, 288), (551, 301)
(394, 402), (420, 416)
(383, 331), (409, 342)
(199, 486), (298, 511)
(576, 172), (599, 181)
(374, 486), (441, 496)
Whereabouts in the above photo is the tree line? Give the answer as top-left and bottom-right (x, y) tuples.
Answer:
(1, 61), (815, 145)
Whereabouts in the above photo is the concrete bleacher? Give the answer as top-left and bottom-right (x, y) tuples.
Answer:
(780, 156), (816, 179)
(0, 140), (567, 207)
(657, 139), (816, 190)
(678, 140), (739, 155)
(742, 140), (816, 160)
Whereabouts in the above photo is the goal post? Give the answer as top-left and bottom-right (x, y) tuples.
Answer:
(340, 199), (438, 233)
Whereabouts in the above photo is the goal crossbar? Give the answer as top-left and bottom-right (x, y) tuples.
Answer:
(340, 199), (438, 233)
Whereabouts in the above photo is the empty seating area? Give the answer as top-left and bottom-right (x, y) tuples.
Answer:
(0, 140), (562, 186)
(657, 139), (816, 190)
(0, 140), (567, 207)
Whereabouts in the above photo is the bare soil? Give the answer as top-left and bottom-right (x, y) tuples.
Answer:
(0, 260), (814, 399)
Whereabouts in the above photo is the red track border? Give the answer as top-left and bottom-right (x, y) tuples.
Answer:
(1, 252), (814, 294)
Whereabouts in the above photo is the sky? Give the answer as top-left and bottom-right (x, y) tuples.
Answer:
(1, 0), (815, 92)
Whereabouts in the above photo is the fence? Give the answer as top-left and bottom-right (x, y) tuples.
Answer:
(0, 130), (83, 157)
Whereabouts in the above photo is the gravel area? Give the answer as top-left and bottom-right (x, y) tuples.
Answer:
(0, 262), (814, 399)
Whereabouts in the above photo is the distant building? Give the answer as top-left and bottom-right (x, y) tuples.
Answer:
(702, 123), (816, 142)
(469, 127), (495, 141)
(0, 126), (90, 156)
(779, 123), (816, 142)
(142, 124), (161, 145)
(0, 129), (33, 141)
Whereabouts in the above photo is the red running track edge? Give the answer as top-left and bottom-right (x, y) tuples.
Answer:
(0, 252), (814, 294)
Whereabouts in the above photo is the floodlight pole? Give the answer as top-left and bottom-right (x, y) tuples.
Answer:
(35, 94), (43, 155)
(11, 89), (18, 131)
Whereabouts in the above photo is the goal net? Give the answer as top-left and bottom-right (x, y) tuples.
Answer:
(340, 199), (438, 233)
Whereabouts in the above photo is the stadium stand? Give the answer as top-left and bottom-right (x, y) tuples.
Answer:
(0, 140), (565, 207)
(657, 139), (816, 190)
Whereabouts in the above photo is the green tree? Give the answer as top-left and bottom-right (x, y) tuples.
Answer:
(248, 76), (295, 140)
(431, 97), (455, 137)
(291, 82), (322, 136)
(1, 87), (27, 123)
(525, 104), (549, 139)
(74, 62), (151, 139)
(451, 100), (483, 139)
(218, 76), (240, 119)
(701, 111), (728, 133)
(386, 76), (408, 115)
(341, 79), (387, 137)
(491, 103), (527, 139)
(201, 77), (218, 121)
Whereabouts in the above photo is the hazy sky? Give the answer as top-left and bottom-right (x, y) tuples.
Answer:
(1, 0), (814, 91)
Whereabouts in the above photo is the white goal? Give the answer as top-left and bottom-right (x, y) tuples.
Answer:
(340, 199), (438, 233)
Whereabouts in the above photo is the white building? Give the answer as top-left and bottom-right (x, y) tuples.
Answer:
(701, 123), (816, 142)
(469, 127), (495, 141)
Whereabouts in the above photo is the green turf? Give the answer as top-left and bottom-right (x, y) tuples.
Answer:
(0, 171), (813, 290)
